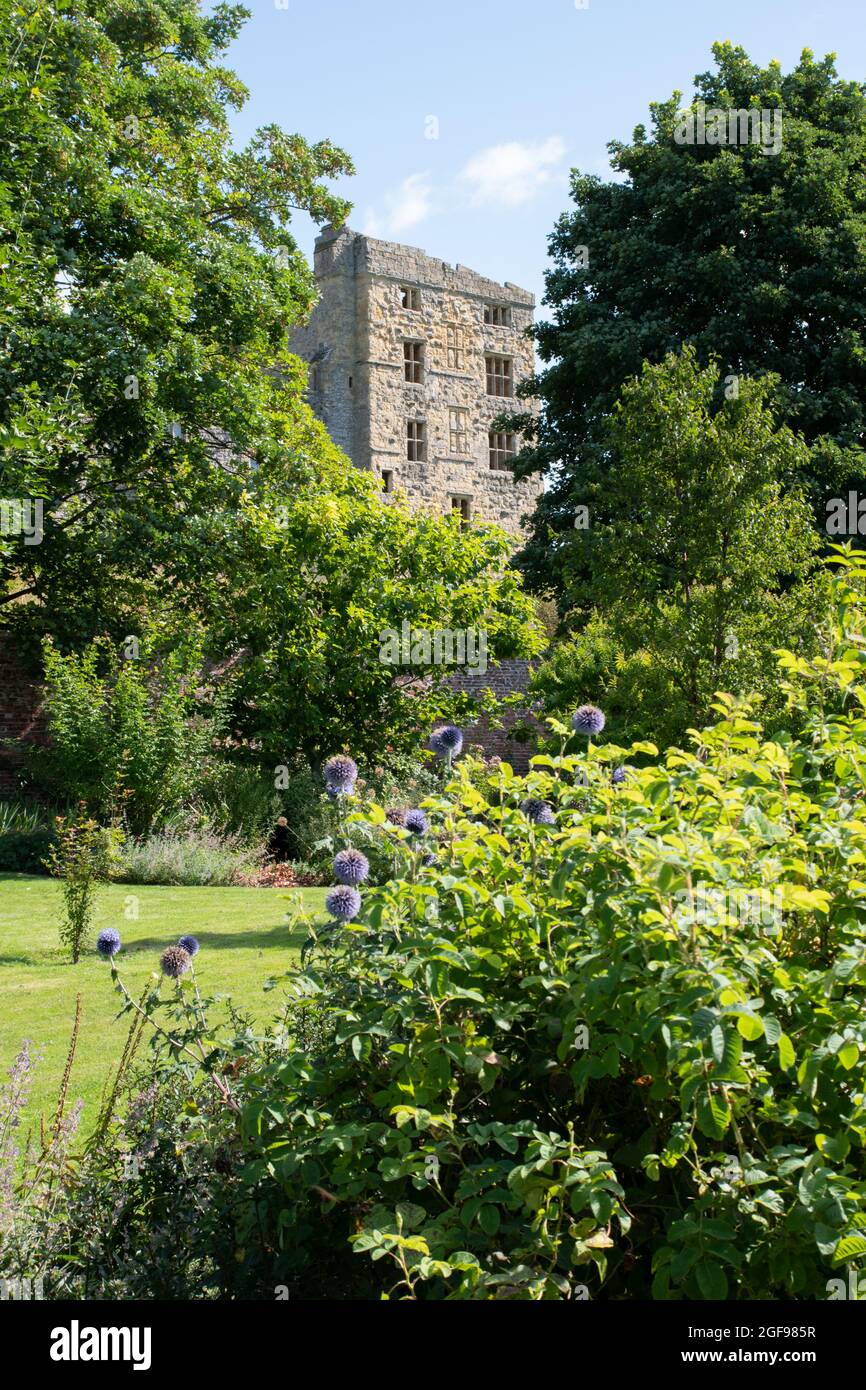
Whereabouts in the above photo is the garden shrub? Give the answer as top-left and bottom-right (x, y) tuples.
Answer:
(0, 1038), (241, 1300)
(226, 552), (866, 1300)
(114, 828), (266, 887)
(46, 812), (121, 962)
(17, 552), (866, 1301)
(33, 636), (232, 836)
(193, 762), (284, 847)
(0, 828), (56, 875)
(0, 800), (56, 874)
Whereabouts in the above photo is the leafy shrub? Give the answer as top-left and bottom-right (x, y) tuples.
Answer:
(33, 636), (232, 835)
(289, 752), (441, 883)
(24, 551), (866, 1301)
(0, 829), (56, 874)
(114, 828), (265, 887)
(0, 1002), (241, 1300)
(225, 552), (866, 1300)
(0, 800), (56, 874)
(46, 812), (121, 962)
(194, 762), (284, 846)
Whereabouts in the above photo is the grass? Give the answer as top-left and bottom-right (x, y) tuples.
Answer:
(0, 873), (327, 1135)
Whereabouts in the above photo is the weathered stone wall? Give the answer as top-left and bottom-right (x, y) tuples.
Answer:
(0, 634), (46, 795)
(289, 226), (360, 460)
(290, 227), (542, 535)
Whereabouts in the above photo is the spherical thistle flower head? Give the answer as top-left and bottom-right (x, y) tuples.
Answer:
(521, 798), (555, 826)
(177, 935), (200, 957)
(160, 944), (192, 979)
(421, 852), (437, 869)
(612, 766), (627, 786)
(322, 755), (358, 793)
(326, 885), (362, 921)
(405, 809), (429, 835)
(333, 848), (370, 886)
(572, 704), (606, 737)
(430, 724), (464, 758)
(385, 807), (407, 827)
(96, 928), (121, 959)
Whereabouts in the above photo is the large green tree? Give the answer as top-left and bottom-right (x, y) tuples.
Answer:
(509, 43), (866, 606)
(0, 0), (353, 642)
(529, 350), (823, 748)
(207, 412), (543, 769)
(0, 0), (543, 772)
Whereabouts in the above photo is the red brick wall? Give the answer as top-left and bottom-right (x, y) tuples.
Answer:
(0, 633), (47, 795)
(449, 658), (541, 774)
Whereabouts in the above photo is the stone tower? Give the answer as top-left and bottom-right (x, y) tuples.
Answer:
(289, 226), (541, 533)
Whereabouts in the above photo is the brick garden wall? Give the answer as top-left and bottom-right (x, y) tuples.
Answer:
(450, 658), (540, 773)
(0, 633), (47, 795)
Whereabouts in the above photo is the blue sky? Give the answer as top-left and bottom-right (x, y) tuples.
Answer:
(224, 0), (866, 314)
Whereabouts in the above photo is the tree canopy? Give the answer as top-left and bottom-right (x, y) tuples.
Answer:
(528, 349), (823, 748)
(509, 43), (866, 607)
(0, 0), (353, 640)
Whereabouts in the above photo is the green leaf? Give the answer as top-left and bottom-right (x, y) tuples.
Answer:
(838, 1041), (859, 1071)
(478, 1204), (501, 1236)
(833, 1235), (866, 1265)
(695, 1259), (728, 1300)
(736, 1014), (764, 1041)
(696, 1089), (731, 1139)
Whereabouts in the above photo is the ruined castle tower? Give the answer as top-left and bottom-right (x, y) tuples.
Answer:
(289, 226), (542, 533)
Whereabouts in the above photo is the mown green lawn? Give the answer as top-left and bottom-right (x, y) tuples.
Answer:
(0, 874), (326, 1135)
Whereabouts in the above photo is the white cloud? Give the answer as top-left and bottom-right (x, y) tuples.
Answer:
(362, 173), (433, 239)
(459, 136), (566, 208)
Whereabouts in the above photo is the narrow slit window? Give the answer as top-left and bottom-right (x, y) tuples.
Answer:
(450, 496), (471, 527)
(401, 286), (421, 311)
(381, 469), (394, 493)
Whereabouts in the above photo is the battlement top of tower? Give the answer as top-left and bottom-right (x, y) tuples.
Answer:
(313, 224), (534, 308)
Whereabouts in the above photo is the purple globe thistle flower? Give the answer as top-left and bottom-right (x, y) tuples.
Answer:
(521, 798), (556, 826)
(326, 885), (362, 921)
(96, 928), (121, 959)
(333, 848), (370, 886)
(430, 724), (464, 758)
(385, 808), (407, 827)
(572, 704), (606, 737)
(160, 945), (192, 979)
(322, 756), (358, 794)
(612, 766), (627, 786)
(421, 852), (437, 868)
(177, 935), (200, 957)
(405, 809), (429, 835)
